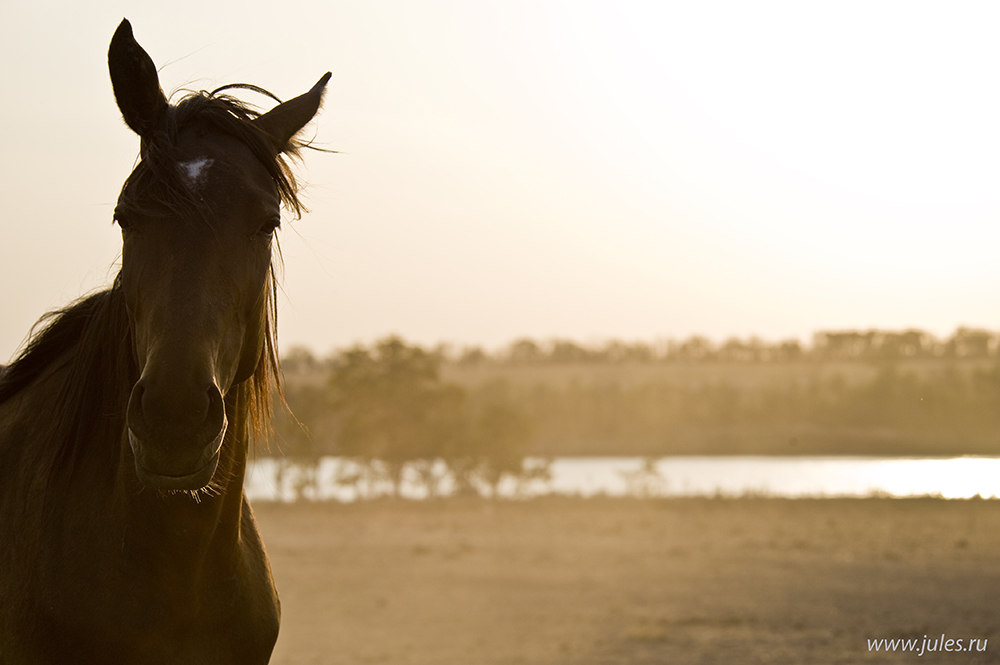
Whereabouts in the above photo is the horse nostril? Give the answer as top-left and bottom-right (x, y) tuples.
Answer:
(132, 382), (145, 412)
(206, 386), (224, 429)
(126, 381), (147, 438)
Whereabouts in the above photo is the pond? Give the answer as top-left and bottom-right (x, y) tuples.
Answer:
(244, 456), (1000, 502)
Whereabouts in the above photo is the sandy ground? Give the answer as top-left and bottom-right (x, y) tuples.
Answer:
(255, 498), (1000, 664)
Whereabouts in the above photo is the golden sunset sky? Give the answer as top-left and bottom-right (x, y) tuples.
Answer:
(4, 1), (1000, 359)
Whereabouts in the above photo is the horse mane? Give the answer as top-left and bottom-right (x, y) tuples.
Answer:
(0, 278), (135, 475)
(0, 282), (131, 407)
(0, 85), (301, 456)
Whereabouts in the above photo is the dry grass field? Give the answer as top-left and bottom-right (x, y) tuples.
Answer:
(257, 497), (1000, 664)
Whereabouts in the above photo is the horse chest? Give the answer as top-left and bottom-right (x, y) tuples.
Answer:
(29, 506), (279, 665)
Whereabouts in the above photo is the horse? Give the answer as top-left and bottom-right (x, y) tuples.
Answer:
(0, 19), (329, 664)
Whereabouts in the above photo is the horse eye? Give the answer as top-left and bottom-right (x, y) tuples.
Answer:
(259, 218), (281, 237)
(114, 214), (132, 231)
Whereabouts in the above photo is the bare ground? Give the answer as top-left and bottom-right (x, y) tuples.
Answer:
(255, 497), (1000, 664)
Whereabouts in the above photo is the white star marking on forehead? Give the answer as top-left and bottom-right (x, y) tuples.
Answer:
(179, 157), (214, 189)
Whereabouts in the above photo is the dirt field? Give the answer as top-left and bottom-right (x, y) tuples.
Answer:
(255, 498), (1000, 664)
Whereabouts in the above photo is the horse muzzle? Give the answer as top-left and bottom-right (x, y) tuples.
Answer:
(126, 379), (228, 491)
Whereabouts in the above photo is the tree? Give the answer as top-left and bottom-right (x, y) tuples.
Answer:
(447, 380), (535, 497)
(327, 337), (465, 495)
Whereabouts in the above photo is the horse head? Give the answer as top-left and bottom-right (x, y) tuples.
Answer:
(108, 19), (329, 491)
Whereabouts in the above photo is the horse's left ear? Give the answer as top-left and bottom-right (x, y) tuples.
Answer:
(108, 19), (168, 138)
(254, 72), (332, 155)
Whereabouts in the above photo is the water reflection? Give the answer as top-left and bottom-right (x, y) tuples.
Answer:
(245, 456), (1000, 502)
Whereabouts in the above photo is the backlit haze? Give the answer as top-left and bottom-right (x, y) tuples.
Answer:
(4, 1), (1000, 361)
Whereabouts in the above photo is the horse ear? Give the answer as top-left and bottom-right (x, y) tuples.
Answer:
(108, 19), (168, 137)
(254, 72), (331, 154)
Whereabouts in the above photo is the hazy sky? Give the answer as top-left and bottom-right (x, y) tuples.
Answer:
(4, 1), (1000, 360)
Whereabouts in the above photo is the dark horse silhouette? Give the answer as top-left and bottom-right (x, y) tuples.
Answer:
(0, 20), (329, 664)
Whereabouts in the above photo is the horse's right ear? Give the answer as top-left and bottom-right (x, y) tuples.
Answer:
(108, 19), (168, 137)
(254, 72), (332, 155)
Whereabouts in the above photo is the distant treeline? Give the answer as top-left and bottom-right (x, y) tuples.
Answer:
(283, 327), (1000, 371)
(273, 329), (1000, 462)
